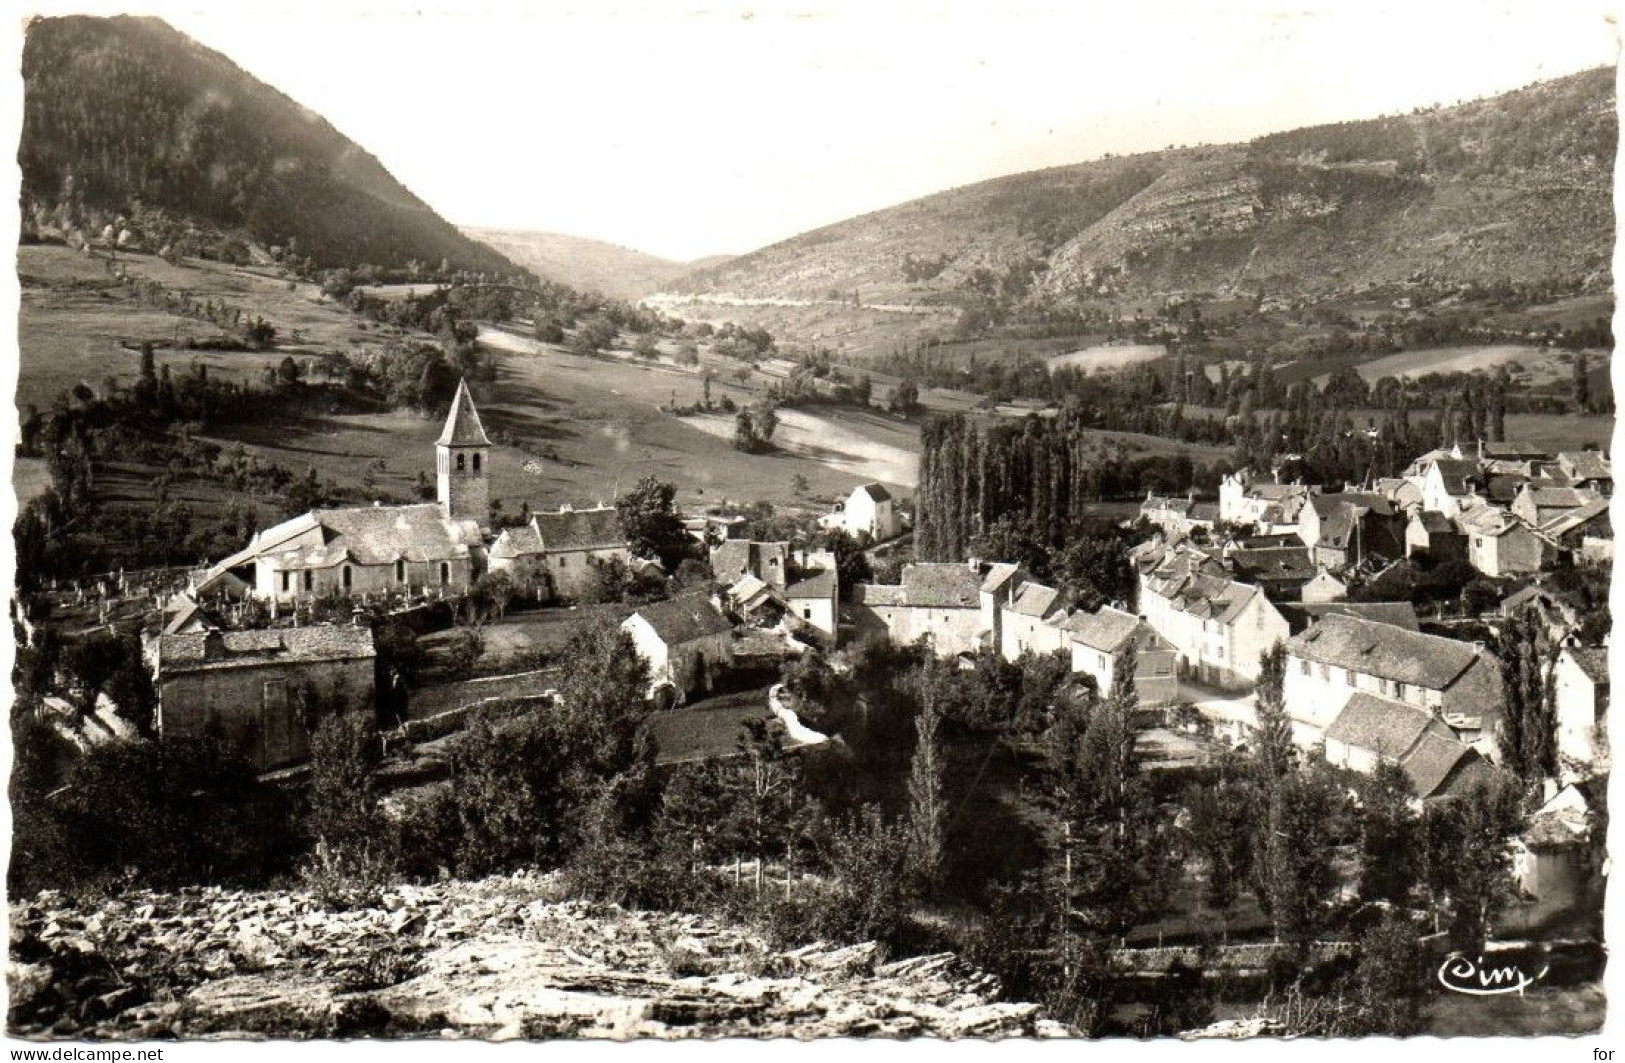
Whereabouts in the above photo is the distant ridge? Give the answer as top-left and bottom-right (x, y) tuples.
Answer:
(464, 227), (730, 300)
(660, 67), (1614, 315)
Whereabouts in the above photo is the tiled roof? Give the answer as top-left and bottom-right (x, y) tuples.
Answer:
(1432, 459), (1479, 495)
(160, 625), (376, 674)
(1009, 581), (1065, 618)
(857, 483), (892, 503)
(1278, 601), (1419, 634)
(1559, 451), (1612, 481)
(1060, 606), (1151, 654)
(1540, 496), (1610, 538)
(1400, 731), (1481, 799)
(785, 570), (838, 599)
(709, 540), (790, 583)
(249, 504), (482, 570)
(1143, 496), (1194, 516)
(1525, 486), (1595, 510)
(980, 563), (1023, 595)
(901, 564), (982, 609)
(532, 507), (626, 552)
(1325, 692), (1441, 759)
(1227, 546), (1316, 583)
(1289, 613), (1485, 690)
(436, 378), (491, 447)
(728, 574), (777, 610)
(1190, 502), (1220, 523)
(1412, 511), (1456, 534)
(850, 583), (905, 607)
(1565, 646), (1610, 685)
(1144, 568), (1259, 626)
(628, 593), (733, 645)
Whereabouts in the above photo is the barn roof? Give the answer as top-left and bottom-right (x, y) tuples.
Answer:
(159, 625), (375, 674)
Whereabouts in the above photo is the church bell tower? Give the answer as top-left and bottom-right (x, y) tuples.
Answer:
(436, 378), (491, 528)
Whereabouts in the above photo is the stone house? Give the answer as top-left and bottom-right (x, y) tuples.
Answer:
(709, 540), (792, 589)
(155, 625), (376, 772)
(847, 562), (983, 657)
(1511, 484), (1601, 529)
(1225, 546), (1318, 600)
(488, 505), (630, 601)
(1405, 510), (1467, 564)
(1283, 612), (1503, 741)
(622, 593), (735, 700)
(1457, 507), (1553, 578)
(1297, 493), (1406, 571)
(1322, 691), (1495, 799)
(999, 581), (1074, 661)
(1218, 471), (1311, 532)
(1059, 606), (1178, 706)
(1557, 451), (1612, 495)
(1299, 568), (1348, 604)
(1417, 458), (1481, 519)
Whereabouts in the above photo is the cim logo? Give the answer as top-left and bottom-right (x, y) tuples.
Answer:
(1436, 954), (1549, 997)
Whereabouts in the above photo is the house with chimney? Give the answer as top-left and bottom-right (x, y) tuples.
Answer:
(1297, 492), (1406, 571)
(820, 483), (899, 541)
(1282, 612), (1502, 744)
(1218, 471), (1313, 533)
(623, 593), (736, 701)
(847, 562), (983, 657)
(1139, 546), (1289, 689)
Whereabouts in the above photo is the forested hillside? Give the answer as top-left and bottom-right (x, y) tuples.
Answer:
(663, 68), (1614, 319)
(20, 16), (520, 275)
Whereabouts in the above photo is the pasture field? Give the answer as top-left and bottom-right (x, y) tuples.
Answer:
(16, 245), (395, 411)
(1318, 344), (1579, 386)
(1046, 343), (1167, 374)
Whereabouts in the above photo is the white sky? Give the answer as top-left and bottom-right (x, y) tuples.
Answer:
(19, 0), (1625, 261)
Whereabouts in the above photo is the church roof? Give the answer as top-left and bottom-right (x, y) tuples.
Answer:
(436, 378), (491, 447)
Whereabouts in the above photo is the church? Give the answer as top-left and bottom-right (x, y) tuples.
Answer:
(196, 380), (496, 601)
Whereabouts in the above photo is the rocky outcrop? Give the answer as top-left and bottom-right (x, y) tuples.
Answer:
(9, 871), (1067, 1040)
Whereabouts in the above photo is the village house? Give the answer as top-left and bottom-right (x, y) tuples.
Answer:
(1405, 510), (1468, 564)
(709, 539), (792, 588)
(1511, 484), (1602, 529)
(1554, 642), (1609, 770)
(784, 569), (839, 644)
(1557, 450), (1612, 495)
(1139, 493), (1217, 538)
(1456, 506), (1553, 578)
(820, 483), (899, 542)
(1539, 496), (1612, 565)
(1139, 548), (1289, 689)
(1371, 476), (1424, 511)
(1282, 612), (1503, 743)
(999, 581), (1074, 660)
(1224, 545), (1318, 600)
(1218, 471), (1312, 533)
(847, 562), (983, 657)
(1414, 457), (1481, 518)
(1299, 567), (1348, 604)
(1322, 692), (1495, 800)
(487, 505), (629, 601)
(155, 625), (377, 772)
(622, 593), (736, 701)
(1297, 492), (1406, 571)
(978, 562), (1026, 653)
(1059, 605), (1178, 705)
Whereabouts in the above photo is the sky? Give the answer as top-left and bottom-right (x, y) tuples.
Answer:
(22, 0), (1625, 261)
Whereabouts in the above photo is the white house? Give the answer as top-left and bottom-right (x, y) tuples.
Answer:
(1282, 613), (1503, 740)
(847, 562), (983, 657)
(622, 593), (735, 700)
(1139, 551), (1289, 689)
(1554, 643), (1609, 770)
(785, 569), (839, 644)
(821, 483), (899, 542)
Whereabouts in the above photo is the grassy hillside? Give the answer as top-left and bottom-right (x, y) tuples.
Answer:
(463, 228), (721, 300)
(21, 16), (520, 275)
(661, 67), (1614, 347)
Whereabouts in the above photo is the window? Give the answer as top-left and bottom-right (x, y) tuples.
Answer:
(1300, 659), (1311, 676)
(472, 453), (481, 473)
(1099, 653), (1108, 670)
(1395, 682), (1406, 701)
(342, 565), (352, 591)
(559, 556), (567, 568)
(262, 679), (287, 713)
(456, 453), (466, 471)
(281, 571), (291, 593)
(396, 559), (406, 584)
(440, 562), (450, 586)
(1345, 669), (1356, 687)
(303, 570), (314, 592)
(803, 608), (813, 620)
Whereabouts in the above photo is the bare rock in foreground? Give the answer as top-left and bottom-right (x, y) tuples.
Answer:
(9, 871), (1068, 1039)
